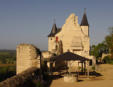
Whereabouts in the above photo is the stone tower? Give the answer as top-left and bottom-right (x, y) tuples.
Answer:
(80, 9), (89, 36)
(48, 23), (58, 53)
(80, 9), (90, 55)
(16, 44), (40, 74)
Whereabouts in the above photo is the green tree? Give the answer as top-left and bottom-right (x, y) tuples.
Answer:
(105, 27), (113, 58)
(90, 42), (108, 60)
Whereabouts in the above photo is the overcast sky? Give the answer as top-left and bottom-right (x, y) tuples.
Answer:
(0, 0), (113, 50)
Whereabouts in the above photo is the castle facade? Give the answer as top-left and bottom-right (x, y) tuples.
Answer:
(48, 11), (91, 59)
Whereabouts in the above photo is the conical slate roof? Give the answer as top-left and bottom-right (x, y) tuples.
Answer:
(80, 10), (89, 26)
(48, 23), (57, 37)
(48, 24), (61, 37)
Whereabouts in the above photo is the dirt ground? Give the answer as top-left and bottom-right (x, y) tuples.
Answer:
(49, 64), (113, 87)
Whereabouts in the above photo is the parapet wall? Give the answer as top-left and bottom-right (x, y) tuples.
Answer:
(16, 44), (40, 74)
(0, 67), (39, 87)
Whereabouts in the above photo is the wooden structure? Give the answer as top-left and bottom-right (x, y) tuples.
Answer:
(48, 52), (91, 75)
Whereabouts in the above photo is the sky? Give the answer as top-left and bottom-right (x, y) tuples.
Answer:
(0, 0), (113, 50)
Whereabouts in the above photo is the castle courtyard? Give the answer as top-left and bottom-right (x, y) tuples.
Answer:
(49, 64), (113, 87)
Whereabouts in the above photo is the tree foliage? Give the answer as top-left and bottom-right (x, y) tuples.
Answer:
(90, 42), (108, 59)
(105, 27), (113, 58)
(90, 27), (113, 60)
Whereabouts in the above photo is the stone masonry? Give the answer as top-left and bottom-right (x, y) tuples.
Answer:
(16, 44), (40, 74)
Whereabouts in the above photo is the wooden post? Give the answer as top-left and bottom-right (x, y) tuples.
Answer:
(84, 61), (87, 75)
(50, 62), (53, 75)
(81, 61), (83, 73)
(65, 60), (68, 74)
(76, 61), (79, 82)
(49, 62), (52, 75)
(87, 61), (90, 78)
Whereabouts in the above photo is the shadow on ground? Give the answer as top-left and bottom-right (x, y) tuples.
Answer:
(44, 74), (63, 87)
(89, 71), (102, 77)
(44, 71), (102, 87)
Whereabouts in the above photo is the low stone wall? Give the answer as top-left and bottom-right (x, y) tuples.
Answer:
(0, 67), (39, 87)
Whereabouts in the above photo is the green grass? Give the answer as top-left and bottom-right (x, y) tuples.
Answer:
(0, 65), (16, 82)
(0, 52), (10, 55)
(0, 50), (16, 82)
(0, 50), (16, 64)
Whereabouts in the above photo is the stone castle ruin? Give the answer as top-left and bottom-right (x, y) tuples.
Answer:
(48, 11), (96, 68)
(16, 10), (96, 74)
(16, 44), (41, 74)
(16, 44), (54, 74)
(0, 10), (96, 86)
(48, 12), (90, 58)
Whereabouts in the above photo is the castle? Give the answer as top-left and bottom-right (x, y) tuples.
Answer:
(0, 10), (97, 87)
(16, 10), (95, 74)
(48, 10), (92, 60)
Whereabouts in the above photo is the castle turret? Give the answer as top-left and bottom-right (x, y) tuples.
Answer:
(48, 23), (57, 37)
(80, 9), (90, 55)
(81, 9), (89, 36)
(48, 23), (57, 52)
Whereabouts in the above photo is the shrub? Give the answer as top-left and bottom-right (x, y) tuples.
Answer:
(103, 56), (113, 64)
(92, 66), (96, 71)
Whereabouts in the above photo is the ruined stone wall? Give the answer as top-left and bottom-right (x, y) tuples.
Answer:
(0, 67), (39, 87)
(16, 44), (40, 74)
(48, 13), (90, 57)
